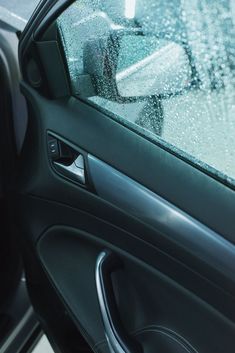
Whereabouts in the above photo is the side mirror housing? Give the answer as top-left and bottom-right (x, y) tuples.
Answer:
(83, 29), (193, 102)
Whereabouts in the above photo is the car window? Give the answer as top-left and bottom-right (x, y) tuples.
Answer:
(0, 0), (40, 22)
(57, 0), (235, 186)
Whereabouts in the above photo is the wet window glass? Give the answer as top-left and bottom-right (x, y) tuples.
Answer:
(57, 0), (235, 185)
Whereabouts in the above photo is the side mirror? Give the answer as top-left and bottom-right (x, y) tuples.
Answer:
(83, 30), (193, 102)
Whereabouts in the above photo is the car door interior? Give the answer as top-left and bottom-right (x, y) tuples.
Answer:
(16, 2), (235, 353)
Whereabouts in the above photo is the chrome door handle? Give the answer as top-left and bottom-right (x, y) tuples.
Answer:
(54, 154), (86, 184)
(95, 251), (142, 353)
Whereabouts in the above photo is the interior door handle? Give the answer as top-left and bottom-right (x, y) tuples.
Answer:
(54, 154), (86, 184)
(95, 251), (142, 353)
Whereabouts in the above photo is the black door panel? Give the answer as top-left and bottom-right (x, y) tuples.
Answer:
(17, 191), (235, 351)
(16, 81), (235, 352)
(23, 223), (235, 353)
